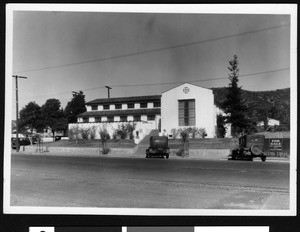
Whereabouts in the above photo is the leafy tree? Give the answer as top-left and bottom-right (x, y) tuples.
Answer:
(222, 55), (251, 136)
(19, 101), (44, 135)
(98, 127), (110, 154)
(41, 98), (68, 138)
(64, 91), (86, 123)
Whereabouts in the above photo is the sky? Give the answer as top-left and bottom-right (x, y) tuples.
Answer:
(8, 4), (295, 119)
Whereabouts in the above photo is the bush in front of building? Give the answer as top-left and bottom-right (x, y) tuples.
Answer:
(115, 124), (128, 139)
(68, 124), (81, 143)
(90, 126), (97, 140)
(125, 122), (136, 139)
(102, 147), (110, 154)
(176, 148), (183, 157)
(80, 128), (91, 140)
(170, 128), (179, 138)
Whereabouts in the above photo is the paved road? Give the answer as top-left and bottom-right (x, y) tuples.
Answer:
(10, 154), (289, 210)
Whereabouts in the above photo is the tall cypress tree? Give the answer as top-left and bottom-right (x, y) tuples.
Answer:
(222, 55), (250, 137)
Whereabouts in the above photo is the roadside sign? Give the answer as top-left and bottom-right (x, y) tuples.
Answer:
(269, 139), (283, 151)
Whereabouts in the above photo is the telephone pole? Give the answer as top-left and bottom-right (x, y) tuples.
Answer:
(12, 75), (27, 152)
(105, 86), (112, 98)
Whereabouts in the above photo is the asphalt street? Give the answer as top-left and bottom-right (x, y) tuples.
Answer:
(10, 154), (290, 210)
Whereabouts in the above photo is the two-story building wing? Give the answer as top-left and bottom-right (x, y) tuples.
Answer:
(77, 95), (161, 124)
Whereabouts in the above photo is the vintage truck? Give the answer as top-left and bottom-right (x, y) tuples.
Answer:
(230, 134), (267, 162)
(146, 136), (170, 159)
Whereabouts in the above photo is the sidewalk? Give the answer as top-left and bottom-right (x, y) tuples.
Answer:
(10, 146), (290, 162)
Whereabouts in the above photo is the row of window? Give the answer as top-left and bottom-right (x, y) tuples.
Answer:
(82, 115), (156, 123)
(91, 101), (161, 111)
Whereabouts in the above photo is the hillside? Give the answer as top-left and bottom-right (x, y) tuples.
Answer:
(212, 87), (290, 125)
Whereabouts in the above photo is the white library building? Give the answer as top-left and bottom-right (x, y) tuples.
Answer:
(70, 83), (217, 142)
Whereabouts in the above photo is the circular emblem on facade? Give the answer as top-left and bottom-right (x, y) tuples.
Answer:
(183, 86), (190, 94)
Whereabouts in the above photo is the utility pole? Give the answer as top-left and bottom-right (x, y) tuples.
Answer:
(12, 75), (27, 152)
(105, 86), (112, 98)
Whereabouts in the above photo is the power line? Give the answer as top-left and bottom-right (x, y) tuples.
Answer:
(15, 23), (290, 74)
(17, 67), (289, 102)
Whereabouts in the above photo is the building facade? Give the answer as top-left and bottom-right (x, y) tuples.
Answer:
(77, 95), (162, 125)
(70, 83), (217, 142)
(69, 95), (162, 142)
(161, 83), (216, 138)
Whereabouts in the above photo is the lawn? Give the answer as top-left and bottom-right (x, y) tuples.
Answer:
(44, 139), (136, 148)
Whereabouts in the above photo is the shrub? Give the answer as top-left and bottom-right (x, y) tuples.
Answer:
(90, 126), (97, 140)
(178, 128), (190, 142)
(170, 128), (178, 139)
(80, 128), (91, 140)
(102, 147), (110, 154)
(176, 148), (185, 157)
(68, 125), (80, 142)
(125, 122), (136, 139)
(216, 114), (227, 138)
(68, 128), (74, 140)
(115, 124), (127, 139)
(112, 132), (118, 140)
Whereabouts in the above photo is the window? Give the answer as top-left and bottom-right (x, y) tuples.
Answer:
(83, 117), (89, 123)
(178, 99), (195, 126)
(91, 105), (98, 111)
(128, 103), (134, 109)
(140, 102), (147, 108)
(95, 117), (101, 123)
(115, 104), (122, 109)
(103, 105), (110, 110)
(153, 101), (161, 107)
(147, 115), (155, 121)
(133, 115), (141, 121)
(107, 116), (114, 122)
(120, 116), (127, 122)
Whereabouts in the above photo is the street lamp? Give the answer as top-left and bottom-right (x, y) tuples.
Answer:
(105, 86), (112, 98)
(12, 75), (27, 152)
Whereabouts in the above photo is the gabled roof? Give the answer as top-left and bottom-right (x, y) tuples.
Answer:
(162, 82), (212, 94)
(86, 95), (161, 105)
(78, 108), (161, 117)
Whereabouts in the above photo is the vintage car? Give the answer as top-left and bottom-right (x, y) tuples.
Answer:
(146, 136), (170, 159)
(11, 137), (31, 149)
(230, 134), (267, 162)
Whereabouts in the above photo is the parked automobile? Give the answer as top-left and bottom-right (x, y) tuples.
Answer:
(230, 134), (267, 162)
(146, 136), (170, 159)
(11, 137), (31, 149)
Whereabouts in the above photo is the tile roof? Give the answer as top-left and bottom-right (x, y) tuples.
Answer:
(86, 95), (161, 105)
(77, 108), (161, 117)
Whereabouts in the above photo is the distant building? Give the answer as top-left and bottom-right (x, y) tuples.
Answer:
(257, 118), (280, 132)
